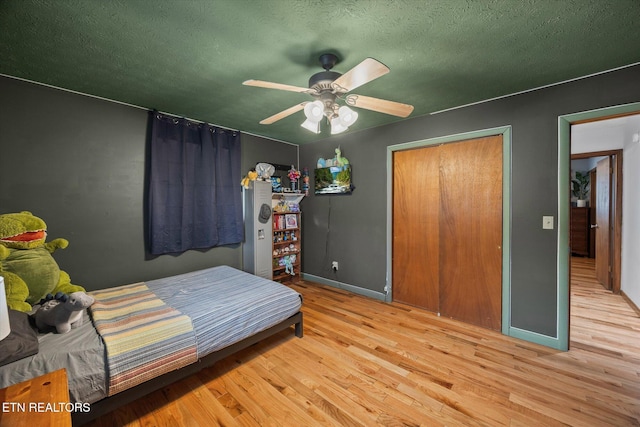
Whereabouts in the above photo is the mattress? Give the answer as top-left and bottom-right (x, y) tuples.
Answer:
(0, 310), (107, 403)
(0, 266), (302, 403)
(148, 265), (302, 358)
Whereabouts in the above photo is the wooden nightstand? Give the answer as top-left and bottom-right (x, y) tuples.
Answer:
(0, 369), (72, 426)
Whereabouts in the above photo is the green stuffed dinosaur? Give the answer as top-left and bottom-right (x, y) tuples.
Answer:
(0, 211), (84, 312)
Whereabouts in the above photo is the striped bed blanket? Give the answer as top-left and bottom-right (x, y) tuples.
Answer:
(89, 283), (198, 396)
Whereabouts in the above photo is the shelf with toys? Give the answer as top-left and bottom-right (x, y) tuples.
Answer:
(241, 164), (308, 282)
(271, 191), (303, 283)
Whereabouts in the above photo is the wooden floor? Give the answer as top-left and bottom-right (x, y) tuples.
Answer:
(87, 258), (640, 426)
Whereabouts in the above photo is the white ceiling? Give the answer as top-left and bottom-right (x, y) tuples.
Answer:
(572, 113), (640, 154)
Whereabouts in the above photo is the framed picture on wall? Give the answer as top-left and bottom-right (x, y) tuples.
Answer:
(314, 164), (352, 195)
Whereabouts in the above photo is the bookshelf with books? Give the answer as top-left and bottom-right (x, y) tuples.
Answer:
(272, 193), (303, 283)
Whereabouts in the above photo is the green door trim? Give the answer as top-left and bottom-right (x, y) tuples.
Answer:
(385, 105), (640, 350)
(554, 101), (640, 351)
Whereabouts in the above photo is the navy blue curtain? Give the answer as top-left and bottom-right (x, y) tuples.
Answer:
(148, 112), (243, 255)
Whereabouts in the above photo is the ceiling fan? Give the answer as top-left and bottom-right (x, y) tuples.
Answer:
(243, 53), (414, 135)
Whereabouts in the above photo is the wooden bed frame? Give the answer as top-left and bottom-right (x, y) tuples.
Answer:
(73, 311), (303, 425)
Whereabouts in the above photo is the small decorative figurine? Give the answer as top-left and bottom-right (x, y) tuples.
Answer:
(288, 165), (301, 192)
(302, 167), (310, 195)
(274, 198), (287, 213)
(288, 202), (300, 212)
(255, 163), (275, 180)
(284, 255), (294, 275)
(335, 147), (349, 166)
(241, 170), (258, 189)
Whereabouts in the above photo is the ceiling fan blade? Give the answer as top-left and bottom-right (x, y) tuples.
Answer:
(259, 102), (307, 125)
(243, 79), (313, 94)
(346, 94), (414, 118)
(332, 58), (390, 93)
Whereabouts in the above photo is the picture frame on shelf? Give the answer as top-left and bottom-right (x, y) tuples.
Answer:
(270, 176), (283, 193)
(285, 214), (298, 229)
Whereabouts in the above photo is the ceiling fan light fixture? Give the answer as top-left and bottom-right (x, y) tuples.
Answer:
(301, 118), (321, 134)
(304, 100), (324, 122)
(330, 116), (348, 135)
(245, 55), (413, 134)
(337, 105), (358, 127)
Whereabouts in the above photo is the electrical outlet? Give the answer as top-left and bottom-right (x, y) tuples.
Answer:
(331, 261), (339, 271)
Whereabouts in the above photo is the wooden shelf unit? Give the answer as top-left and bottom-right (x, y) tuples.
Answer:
(271, 192), (303, 283)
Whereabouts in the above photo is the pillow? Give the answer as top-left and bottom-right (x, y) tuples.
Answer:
(0, 309), (39, 366)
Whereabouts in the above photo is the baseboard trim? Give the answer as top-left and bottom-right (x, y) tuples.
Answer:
(301, 273), (387, 302)
(621, 290), (640, 317)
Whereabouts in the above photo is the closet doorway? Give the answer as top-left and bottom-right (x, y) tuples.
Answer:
(392, 135), (503, 331)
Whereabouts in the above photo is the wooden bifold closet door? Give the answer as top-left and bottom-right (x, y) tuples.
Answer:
(393, 136), (503, 331)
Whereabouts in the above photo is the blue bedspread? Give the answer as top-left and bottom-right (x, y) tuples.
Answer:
(148, 265), (302, 358)
(0, 266), (302, 403)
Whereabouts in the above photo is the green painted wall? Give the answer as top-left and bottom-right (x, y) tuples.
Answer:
(0, 76), (297, 290)
(2, 62), (640, 345)
(299, 64), (640, 341)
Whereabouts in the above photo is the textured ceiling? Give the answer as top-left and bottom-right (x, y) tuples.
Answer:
(1, 0), (639, 144)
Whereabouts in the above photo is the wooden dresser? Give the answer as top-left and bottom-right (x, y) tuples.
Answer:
(571, 207), (590, 256)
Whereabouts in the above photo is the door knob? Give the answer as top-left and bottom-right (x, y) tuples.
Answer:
(590, 224), (599, 228)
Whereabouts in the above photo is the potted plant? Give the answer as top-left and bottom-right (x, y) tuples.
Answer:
(572, 171), (590, 207)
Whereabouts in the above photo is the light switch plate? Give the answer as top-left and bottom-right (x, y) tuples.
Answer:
(542, 216), (554, 230)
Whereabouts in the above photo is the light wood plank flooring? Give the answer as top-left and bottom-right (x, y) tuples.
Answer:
(87, 258), (640, 426)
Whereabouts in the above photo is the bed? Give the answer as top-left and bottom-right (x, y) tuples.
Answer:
(0, 265), (303, 425)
